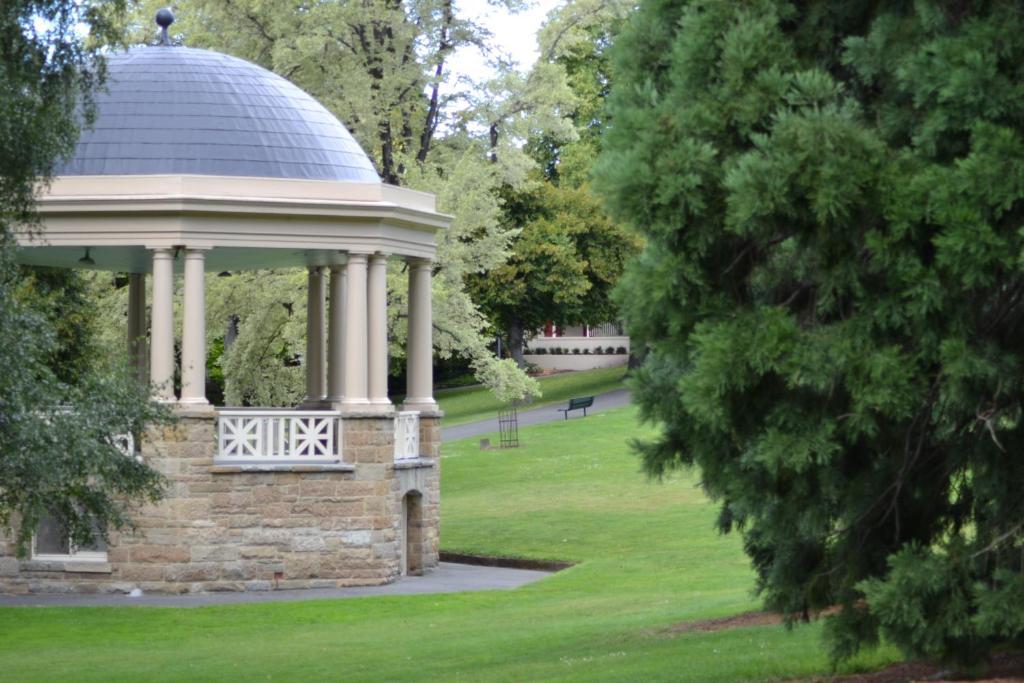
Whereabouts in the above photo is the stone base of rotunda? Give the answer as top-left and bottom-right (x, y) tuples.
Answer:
(0, 413), (440, 595)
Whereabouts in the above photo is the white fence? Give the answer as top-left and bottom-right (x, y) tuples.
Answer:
(217, 410), (342, 463)
(393, 412), (420, 462)
(526, 335), (630, 354)
(524, 335), (631, 371)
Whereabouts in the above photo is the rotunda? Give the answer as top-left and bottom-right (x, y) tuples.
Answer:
(2, 12), (446, 594)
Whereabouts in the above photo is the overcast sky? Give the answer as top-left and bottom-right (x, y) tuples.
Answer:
(449, 0), (564, 83)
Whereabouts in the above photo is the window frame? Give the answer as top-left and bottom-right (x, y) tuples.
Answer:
(31, 516), (109, 563)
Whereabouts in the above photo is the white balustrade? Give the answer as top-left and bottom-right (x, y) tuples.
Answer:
(217, 410), (342, 463)
(393, 411), (420, 462)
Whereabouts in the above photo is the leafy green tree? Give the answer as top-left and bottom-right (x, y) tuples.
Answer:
(15, 267), (97, 385)
(470, 180), (639, 367)
(469, 0), (638, 368)
(1, 0), (167, 555)
(206, 269), (306, 407)
(531, 0), (631, 186)
(598, 0), (1024, 671)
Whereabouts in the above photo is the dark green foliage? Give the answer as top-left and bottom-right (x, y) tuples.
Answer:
(0, 254), (169, 555)
(1, 0), (167, 555)
(597, 0), (1024, 670)
(858, 542), (989, 669)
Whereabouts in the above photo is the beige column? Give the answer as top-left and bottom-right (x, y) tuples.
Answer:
(149, 248), (175, 401)
(341, 253), (370, 409)
(367, 253), (391, 410)
(327, 262), (347, 403)
(180, 248), (209, 406)
(127, 272), (147, 385)
(304, 266), (327, 405)
(403, 258), (437, 411)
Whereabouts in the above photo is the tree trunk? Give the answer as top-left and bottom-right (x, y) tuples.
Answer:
(627, 345), (645, 374)
(508, 320), (527, 369)
(417, 0), (453, 163)
(225, 314), (240, 350)
(489, 123), (499, 163)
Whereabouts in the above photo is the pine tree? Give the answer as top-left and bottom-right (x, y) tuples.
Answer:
(597, 0), (1024, 670)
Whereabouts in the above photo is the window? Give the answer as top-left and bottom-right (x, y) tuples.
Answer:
(32, 513), (107, 562)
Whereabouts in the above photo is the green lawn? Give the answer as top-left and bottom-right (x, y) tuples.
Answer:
(0, 407), (900, 682)
(436, 365), (628, 426)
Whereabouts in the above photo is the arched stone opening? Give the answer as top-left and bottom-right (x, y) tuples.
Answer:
(401, 490), (425, 576)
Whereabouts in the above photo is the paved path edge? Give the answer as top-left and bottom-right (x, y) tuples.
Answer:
(0, 562), (550, 608)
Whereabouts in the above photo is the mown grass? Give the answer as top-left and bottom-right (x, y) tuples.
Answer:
(0, 406), (900, 682)
(436, 365), (628, 426)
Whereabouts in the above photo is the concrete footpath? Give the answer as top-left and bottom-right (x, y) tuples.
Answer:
(0, 562), (549, 608)
(442, 387), (632, 442)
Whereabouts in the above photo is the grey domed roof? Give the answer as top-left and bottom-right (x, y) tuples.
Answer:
(58, 45), (380, 182)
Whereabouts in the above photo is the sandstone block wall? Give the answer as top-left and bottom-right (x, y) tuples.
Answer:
(0, 410), (441, 595)
(415, 414), (442, 571)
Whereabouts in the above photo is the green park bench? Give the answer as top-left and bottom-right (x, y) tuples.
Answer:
(558, 396), (595, 419)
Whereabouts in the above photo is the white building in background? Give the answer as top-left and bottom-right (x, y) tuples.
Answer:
(524, 322), (631, 371)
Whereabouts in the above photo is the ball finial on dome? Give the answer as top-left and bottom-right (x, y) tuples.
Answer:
(155, 8), (175, 28)
(156, 8), (174, 45)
